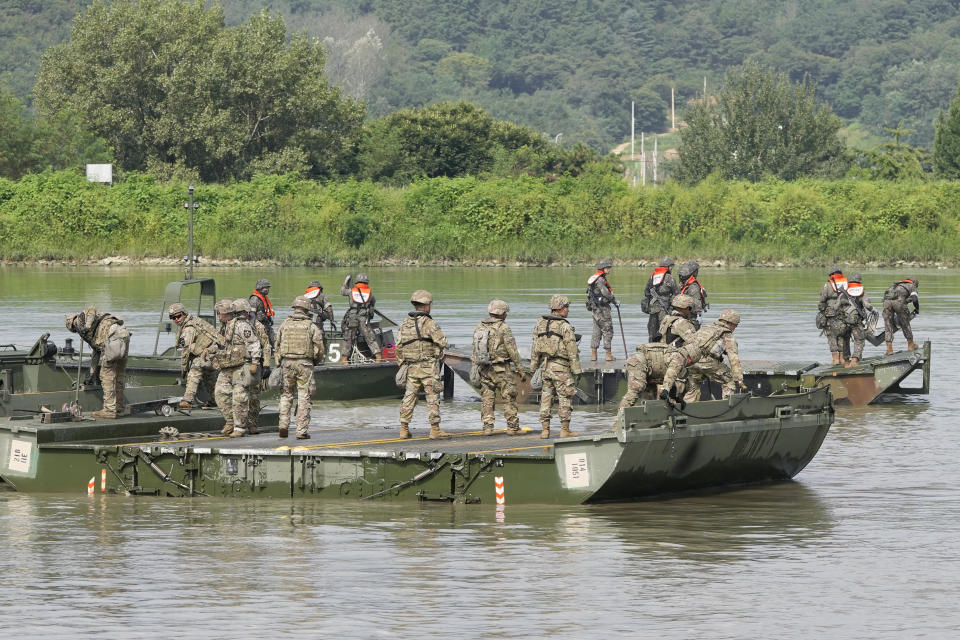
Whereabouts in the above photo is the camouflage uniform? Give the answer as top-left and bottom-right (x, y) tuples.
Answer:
(213, 308), (262, 436)
(882, 278), (920, 348)
(662, 311), (743, 402)
(305, 281), (335, 330)
(835, 275), (874, 362)
(619, 343), (675, 408)
(818, 269), (848, 362)
(677, 261), (708, 325)
(174, 311), (220, 406)
(530, 295), (582, 437)
(396, 292), (447, 436)
(340, 274), (381, 360)
(643, 259), (680, 342)
(473, 300), (523, 435)
(247, 316), (273, 434)
(65, 307), (129, 417)
(586, 260), (616, 355)
(249, 279), (276, 346)
(657, 299), (701, 398)
(275, 298), (325, 439)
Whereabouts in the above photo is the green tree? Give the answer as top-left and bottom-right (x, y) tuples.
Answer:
(933, 83), (960, 179)
(676, 63), (847, 183)
(34, 0), (363, 181)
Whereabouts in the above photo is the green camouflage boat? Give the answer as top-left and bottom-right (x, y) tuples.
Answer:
(0, 387), (833, 503)
(444, 341), (930, 407)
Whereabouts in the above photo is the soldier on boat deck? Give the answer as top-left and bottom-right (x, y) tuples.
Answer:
(882, 276), (920, 353)
(530, 295), (581, 439)
(65, 306), (130, 419)
(817, 266), (848, 367)
(586, 258), (617, 362)
(249, 279), (276, 347)
(340, 273), (382, 364)
(643, 257), (680, 342)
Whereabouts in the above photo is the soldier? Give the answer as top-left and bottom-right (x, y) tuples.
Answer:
(661, 309), (744, 404)
(249, 279), (276, 346)
(340, 273), (382, 363)
(643, 258), (680, 342)
(882, 276), (920, 353)
(530, 295), (582, 439)
(304, 280), (335, 331)
(658, 294), (698, 347)
(473, 299), (523, 436)
(234, 298), (272, 435)
(835, 273), (875, 367)
(586, 258), (618, 362)
(618, 343), (678, 409)
(677, 261), (708, 324)
(818, 266), (848, 366)
(275, 296), (325, 440)
(169, 302), (221, 410)
(211, 298), (262, 437)
(396, 290), (448, 439)
(65, 306), (130, 418)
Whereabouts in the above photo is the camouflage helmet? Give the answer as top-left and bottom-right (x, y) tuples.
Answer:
(255, 278), (271, 290)
(828, 265), (842, 276)
(718, 309), (740, 326)
(232, 298), (252, 314)
(410, 289), (433, 305)
(549, 294), (570, 310)
(167, 303), (187, 317)
(906, 276), (919, 286)
(671, 294), (694, 309)
(487, 299), (509, 315)
(659, 257), (675, 268)
(596, 258), (613, 270)
(214, 298), (234, 314)
(291, 295), (312, 311)
(355, 273), (370, 284)
(848, 272), (863, 283)
(307, 280), (323, 290)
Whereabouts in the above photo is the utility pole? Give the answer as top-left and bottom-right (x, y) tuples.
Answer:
(631, 101), (636, 186)
(184, 185), (198, 280)
(641, 132), (646, 187)
(653, 135), (658, 185)
(671, 87), (675, 130)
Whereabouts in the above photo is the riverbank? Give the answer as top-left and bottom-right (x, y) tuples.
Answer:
(2, 170), (958, 265)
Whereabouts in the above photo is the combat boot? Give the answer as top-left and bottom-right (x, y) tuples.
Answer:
(482, 425), (494, 436)
(540, 420), (551, 439)
(605, 349), (615, 362)
(505, 424), (522, 436)
(278, 426), (288, 439)
(590, 349), (598, 361)
(429, 426), (452, 439)
(229, 427), (245, 438)
(885, 342), (894, 355)
(220, 422), (235, 435)
(846, 357), (859, 368)
(375, 353), (384, 362)
(830, 352), (841, 366)
(907, 341), (919, 351)
(399, 423), (411, 439)
(560, 420), (578, 438)
(90, 409), (117, 419)
(178, 400), (192, 411)
(246, 424), (259, 435)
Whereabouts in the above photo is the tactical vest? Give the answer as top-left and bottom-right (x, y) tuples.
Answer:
(681, 277), (707, 307)
(688, 324), (727, 361)
(659, 315), (692, 346)
(278, 318), (314, 359)
(637, 342), (669, 372)
(179, 316), (221, 352)
(535, 317), (568, 359)
(212, 319), (248, 370)
(397, 314), (441, 361)
(883, 281), (915, 301)
(586, 272), (611, 310)
(474, 321), (506, 365)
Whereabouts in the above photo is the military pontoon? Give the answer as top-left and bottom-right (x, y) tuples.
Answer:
(0, 387), (833, 503)
(444, 341), (930, 407)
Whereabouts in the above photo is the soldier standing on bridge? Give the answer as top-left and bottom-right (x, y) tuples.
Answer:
(472, 299), (523, 436)
(275, 296), (325, 440)
(396, 290), (448, 440)
(586, 258), (618, 362)
(643, 258), (680, 342)
(530, 295), (582, 439)
(882, 276), (920, 354)
(169, 302), (221, 410)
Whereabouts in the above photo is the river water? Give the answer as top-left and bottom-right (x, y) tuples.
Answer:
(0, 265), (957, 638)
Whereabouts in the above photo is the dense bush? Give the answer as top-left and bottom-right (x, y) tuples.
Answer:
(1, 170), (957, 263)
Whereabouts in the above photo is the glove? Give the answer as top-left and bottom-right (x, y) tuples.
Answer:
(343, 274), (352, 286)
(613, 298), (620, 308)
(83, 374), (96, 386)
(262, 366), (271, 379)
(735, 379), (747, 392)
(249, 363), (259, 375)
